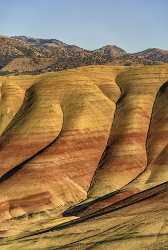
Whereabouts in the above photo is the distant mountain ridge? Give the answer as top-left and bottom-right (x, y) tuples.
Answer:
(0, 35), (168, 74)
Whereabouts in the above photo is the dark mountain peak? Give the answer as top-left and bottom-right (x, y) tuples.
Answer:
(94, 44), (127, 58)
(11, 36), (67, 47)
(101, 44), (124, 49)
(133, 48), (168, 56)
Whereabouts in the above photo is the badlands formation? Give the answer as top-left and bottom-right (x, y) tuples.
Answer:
(0, 65), (168, 249)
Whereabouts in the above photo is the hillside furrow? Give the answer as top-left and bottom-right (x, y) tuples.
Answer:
(63, 66), (168, 216)
(0, 65), (168, 249)
(0, 82), (63, 178)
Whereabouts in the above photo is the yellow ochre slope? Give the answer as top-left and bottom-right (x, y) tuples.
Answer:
(0, 65), (168, 250)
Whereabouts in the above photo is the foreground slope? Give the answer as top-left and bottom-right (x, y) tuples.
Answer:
(0, 65), (168, 249)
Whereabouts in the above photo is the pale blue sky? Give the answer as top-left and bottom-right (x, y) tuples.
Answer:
(0, 0), (168, 52)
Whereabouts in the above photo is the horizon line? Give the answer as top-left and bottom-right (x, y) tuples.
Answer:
(1, 33), (168, 54)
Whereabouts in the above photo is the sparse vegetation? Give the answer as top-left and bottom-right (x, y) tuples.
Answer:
(1, 36), (168, 74)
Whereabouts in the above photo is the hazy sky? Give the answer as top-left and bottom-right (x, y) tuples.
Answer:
(1, 0), (168, 52)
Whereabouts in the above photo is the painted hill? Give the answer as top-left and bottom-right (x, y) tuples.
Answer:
(0, 65), (168, 249)
(0, 36), (168, 74)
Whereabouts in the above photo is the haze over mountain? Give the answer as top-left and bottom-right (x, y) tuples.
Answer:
(0, 35), (168, 74)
